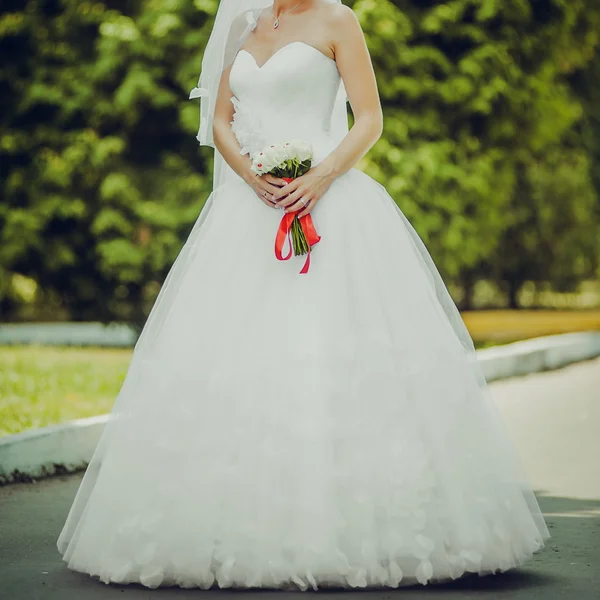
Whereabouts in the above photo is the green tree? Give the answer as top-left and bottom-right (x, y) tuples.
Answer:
(350, 0), (600, 307)
(571, 48), (600, 229)
(0, 0), (216, 325)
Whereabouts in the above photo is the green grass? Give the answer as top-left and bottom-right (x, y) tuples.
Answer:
(0, 346), (131, 437)
(3, 308), (599, 437)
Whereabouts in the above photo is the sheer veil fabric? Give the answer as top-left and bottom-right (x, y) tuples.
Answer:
(56, 0), (549, 591)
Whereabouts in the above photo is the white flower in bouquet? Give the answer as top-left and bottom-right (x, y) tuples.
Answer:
(250, 140), (313, 177)
(250, 149), (273, 175)
(288, 140), (312, 162)
(269, 143), (288, 165)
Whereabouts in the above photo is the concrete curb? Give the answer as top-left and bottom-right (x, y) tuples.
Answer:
(0, 416), (109, 485)
(0, 322), (137, 347)
(1, 331), (599, 485)
(477, 331), (600, 382)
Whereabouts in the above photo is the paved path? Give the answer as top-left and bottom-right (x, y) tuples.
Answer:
(1, 359), (599, 600)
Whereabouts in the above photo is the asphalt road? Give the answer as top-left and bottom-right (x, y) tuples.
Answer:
(1, 358), (599, 600)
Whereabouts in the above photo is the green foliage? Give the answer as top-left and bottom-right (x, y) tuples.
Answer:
(350, 0), (600, 305)
(571, 50), (600, 222)
(1, 0), (599, 319)
(0, 0), (214, 325)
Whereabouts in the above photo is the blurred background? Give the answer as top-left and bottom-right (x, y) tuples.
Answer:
(1, 0), (599, 436)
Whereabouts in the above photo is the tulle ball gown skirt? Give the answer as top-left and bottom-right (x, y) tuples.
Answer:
(56, 168), (549, 590)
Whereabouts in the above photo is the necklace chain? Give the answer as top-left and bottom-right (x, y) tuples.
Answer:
(272, 0), (307, 29)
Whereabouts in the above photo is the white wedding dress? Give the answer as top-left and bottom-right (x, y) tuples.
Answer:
(57, 41), (549, 590)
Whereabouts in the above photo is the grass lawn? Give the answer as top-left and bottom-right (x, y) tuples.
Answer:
(463, 309), (600, 343)
(0, 346), (131, 437)
(1, 308), (599, 437)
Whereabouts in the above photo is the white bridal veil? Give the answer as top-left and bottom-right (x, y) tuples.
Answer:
(189, 0), (348, 190)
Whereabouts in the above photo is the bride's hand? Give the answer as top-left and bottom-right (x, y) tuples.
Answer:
(247, 173), (288, 208)
(272, 165), (335, 218)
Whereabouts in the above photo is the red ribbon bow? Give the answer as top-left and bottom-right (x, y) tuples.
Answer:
(274, 177), (321, 274)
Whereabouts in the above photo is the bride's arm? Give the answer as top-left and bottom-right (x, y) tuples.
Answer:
(273, 4), (383, 216)
(213, 67), (286, 205)
(320, 5), (384, 176)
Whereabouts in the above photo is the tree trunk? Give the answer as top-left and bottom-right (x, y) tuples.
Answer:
(460, 273), (475, 311)
(507, 279), (521, 309)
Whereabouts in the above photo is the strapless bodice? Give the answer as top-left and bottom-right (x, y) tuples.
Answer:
(229, 41), (343, 163)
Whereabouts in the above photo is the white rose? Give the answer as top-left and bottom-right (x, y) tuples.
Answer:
(270, 144), (288, 167)
(288, 139), (313, 162)
(263, 148), (280, 172)
(251, 146), (280, 174)
(261, 146), (276, 168)
(270, 144), (290, 167)
(278, 142), (293, 163)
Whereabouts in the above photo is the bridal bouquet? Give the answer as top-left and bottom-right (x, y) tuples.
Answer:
(251, 140), (321, 274)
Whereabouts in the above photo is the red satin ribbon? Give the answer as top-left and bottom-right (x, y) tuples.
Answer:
(274, 177), (321, 274)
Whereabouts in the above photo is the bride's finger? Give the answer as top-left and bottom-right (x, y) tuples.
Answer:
(284, 198), (310, 214)
(263, 174), (287, 187)
(255, 188), (275, 205)
(272, 179), (300, 200)
(297, 200), (314, 218)
(279, 188), (305, 207)
(262, 181), (285, 195)
(275, 185), (305, 206)
(254, 186), (274, 203)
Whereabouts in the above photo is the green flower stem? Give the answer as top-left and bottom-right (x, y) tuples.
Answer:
(298, 222), (305, 254)
(302, 221), (309, 253)
(292, 221), (299, 255)
(292, 218), (301, 255)
(291, 217), (298, 255)
(291, 216), (309, 256)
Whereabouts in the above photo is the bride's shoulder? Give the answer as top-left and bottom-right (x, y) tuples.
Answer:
(319, 1), (356, 19)
(319, 2), (361, 32)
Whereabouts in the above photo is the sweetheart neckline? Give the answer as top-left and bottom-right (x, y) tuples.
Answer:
(236, 41), (336, 71)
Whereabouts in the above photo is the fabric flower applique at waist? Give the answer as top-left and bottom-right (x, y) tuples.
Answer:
(229, 96), (266, 157)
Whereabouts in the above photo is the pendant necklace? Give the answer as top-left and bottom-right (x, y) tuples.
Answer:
(273, 0), (307, 29)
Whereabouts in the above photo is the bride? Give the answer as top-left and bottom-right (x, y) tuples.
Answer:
(57, 0), (549, 590)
